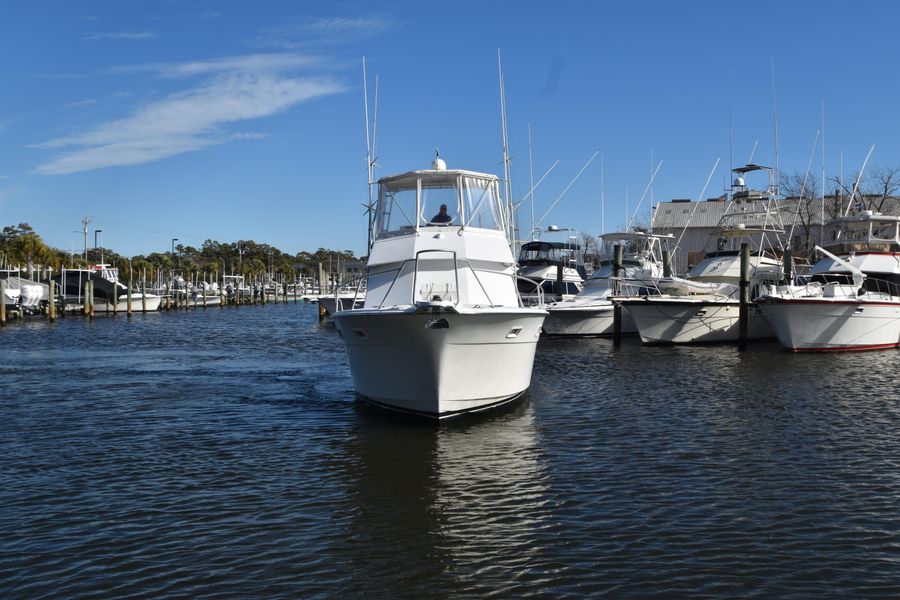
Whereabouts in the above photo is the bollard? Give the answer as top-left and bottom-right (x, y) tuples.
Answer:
(738, 242), (750, 351)
(613, 244), (624, 346)
(662, 249), (672, 278)
(0, 280), (6, 326)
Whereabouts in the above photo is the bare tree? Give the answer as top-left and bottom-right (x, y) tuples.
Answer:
(868, 165), (900, 212)
(779, 172), (821, 257)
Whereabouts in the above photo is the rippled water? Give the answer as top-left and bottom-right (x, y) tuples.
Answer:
(2, 303), (899, 598)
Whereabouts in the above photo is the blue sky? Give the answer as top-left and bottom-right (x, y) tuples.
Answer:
(2, 1), (899, 258)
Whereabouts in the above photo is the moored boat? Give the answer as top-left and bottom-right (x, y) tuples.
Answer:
(332, 156), (547, 419)
(757, 212), (900, 351)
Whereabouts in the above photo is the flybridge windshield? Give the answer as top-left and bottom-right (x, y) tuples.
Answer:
(374, 174), (504, 239)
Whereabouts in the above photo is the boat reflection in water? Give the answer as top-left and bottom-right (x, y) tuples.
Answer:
(335, 399), (550, 596)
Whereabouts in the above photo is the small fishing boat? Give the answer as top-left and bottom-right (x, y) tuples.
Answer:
(332, 156), (547, 419)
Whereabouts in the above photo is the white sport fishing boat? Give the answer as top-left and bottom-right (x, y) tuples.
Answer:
(622, 164), (785, 344)
(543, 231), (672, 336)
(757, 212), (900, 351)
(332, 156), (547, 419)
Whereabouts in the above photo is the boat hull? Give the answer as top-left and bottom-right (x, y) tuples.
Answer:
(333, 308), (546, 419)
(93, 294), (162, 313)
(622, 298), (773, 344)
(543, 302), (636, 336)
(757, 297), (900, 351)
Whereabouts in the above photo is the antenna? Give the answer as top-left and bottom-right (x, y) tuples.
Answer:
(785, 129), (820, 246)
(674, 158), (720, 251)
(362, 57), (375, 253)
(535, 151), (600, 229)
(528, 123), (535, 240)
(625, 187), (628, 231)
(747, 140), (758, 164)
(843, 145), (875, 217)
(821, 99), (826, 243)
(600, 155), (605, 237)
(498, 49), (515, 248)
(513, 159), (559, 211)
(771, 57), (780, 195)
(728, 67), (734, 198)
(626, 161), (663, 231)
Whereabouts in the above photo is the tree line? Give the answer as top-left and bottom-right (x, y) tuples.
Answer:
(0, 224), (358, 281)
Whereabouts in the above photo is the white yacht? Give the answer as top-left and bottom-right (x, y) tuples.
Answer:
(332, 156), (548, 419)
(757, 212), (900, 351)
(543, 231), (672, 336)
(516, 229), (586, 305)
(622, 164), (785, 344)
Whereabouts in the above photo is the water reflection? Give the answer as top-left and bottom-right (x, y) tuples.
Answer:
(334, 399), (550, 596)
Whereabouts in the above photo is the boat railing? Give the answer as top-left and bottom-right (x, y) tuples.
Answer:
(340, 252), (525, 310)
(514, 275), (545, 308)
(772, 273), (900, 300)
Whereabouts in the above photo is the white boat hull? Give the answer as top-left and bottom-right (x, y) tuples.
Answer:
(543, 302), (636, 336)
(623, 298), (773, 344)
(93, 294), (162, 313)
(757, 297), (900, 351)
(333, 308), (546, 419)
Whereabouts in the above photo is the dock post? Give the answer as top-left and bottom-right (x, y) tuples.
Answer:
(662, 249), (672, 278)
(141, 276), (147, 313)
(613, 244), (624, 346)
(49, 279), (56, 322)
(783, 248), (793, 285)
(738, 242), (750, 351)
(127, 274), (133, 318)
(0, 280), (6, 326)
(555, 262), (564, 301)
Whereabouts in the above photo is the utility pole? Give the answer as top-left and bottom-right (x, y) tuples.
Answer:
(81, 216), (92, 262)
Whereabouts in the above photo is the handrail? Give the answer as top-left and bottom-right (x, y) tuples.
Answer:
(337, 255), (521, 311)
(412, 249), (459, 306)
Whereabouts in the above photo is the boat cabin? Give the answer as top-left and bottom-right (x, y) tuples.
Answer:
(825, 212), (900, 255)
(374, 166), (506, 239)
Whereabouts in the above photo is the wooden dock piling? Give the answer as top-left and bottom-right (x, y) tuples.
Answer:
(0, 280), (6, 326)
(738, 242), (750, 351)
(127, 275), (133, 317)
(613, 244), (624, 346)
(662, 249), (672, 278)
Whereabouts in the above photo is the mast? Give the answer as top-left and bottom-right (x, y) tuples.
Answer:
(600, 155), (605, 237)
(528, 123), (535, 240)
(362, 57), (374, 254)
(771, 58), (780, 196)
(821, 99), (826, 245)
(498, 49), (515, 249)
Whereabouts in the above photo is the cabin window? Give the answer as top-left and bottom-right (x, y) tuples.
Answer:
(375, 182), (418, 238)
(420, 182), (459, 226)
(461, 176), (503, 231)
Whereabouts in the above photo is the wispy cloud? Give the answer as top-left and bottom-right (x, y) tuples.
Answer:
(63, 98), (98, 109)
(253, 16), (395, 49)
(83, 31), (156, 41)
(0, 175), (10, 181)
(34, 55), (345, 175)
(36, 73), (87, 80)
(108, 53), (321, 78)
